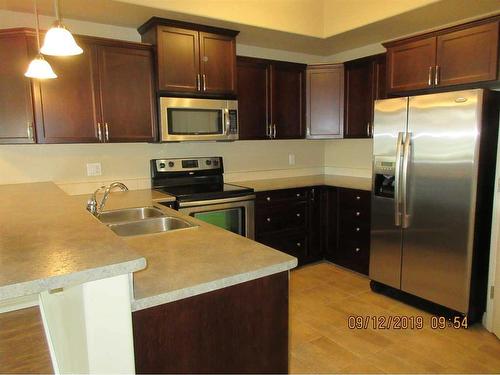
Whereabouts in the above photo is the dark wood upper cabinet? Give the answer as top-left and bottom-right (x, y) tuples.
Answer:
(199, 32), (236, 94)
(97, 45), (156, 142)
(306, 64), (344, 139)
(344, 54), (386, 139)
(436, 22), (499, 87)
(34, 36), (156, 144)
(155, 26), (200, 93)
(237, 57), (270, 140)
(139, 18), (238, 97)
(0, 29), (36, 144)
(386, 37), (437, 93)
(34, 40), (102, 143)
(271, 62), (305, 139)
(385, 17), (500, 94)
(237, 56), (305, 140)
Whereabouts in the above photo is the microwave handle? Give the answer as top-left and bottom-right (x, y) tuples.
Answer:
(223, 108), (230, 135)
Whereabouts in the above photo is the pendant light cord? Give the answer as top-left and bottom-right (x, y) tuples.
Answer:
(54, 0), (60, 23)
(34, 0), (41, 51)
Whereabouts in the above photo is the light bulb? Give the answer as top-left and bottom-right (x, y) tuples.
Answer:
(41, 23), (83, 56)
(24, 55), (57, 79)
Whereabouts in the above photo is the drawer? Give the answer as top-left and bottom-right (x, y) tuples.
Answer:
(338, 188), (371, 210)
(256, 188), (308, 206)
(257, 232), (307, 262)
(256, 203), (307, 234)
(339, 220), (370, 241)
(339, 208), (370, 224)
(336, 239), (370, 275)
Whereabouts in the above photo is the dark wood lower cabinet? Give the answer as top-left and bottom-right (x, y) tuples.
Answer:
(255, 186), (371, 275)
(133, 272), (289, 374)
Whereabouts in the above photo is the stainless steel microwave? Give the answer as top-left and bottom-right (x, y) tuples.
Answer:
(159, 97), (238, 142)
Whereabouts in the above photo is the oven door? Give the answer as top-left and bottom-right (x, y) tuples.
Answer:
(160, 97), (238, 142)
(178, 196), (255, 239)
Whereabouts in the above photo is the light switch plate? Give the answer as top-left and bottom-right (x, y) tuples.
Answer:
(288, 154), (296, 166)
(86, 162), (102, 177)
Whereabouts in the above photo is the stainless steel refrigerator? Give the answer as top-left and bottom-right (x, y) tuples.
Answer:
(370, 89), (499, 320)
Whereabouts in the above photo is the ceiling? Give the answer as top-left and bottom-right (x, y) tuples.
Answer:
(0, 0), (499, 56)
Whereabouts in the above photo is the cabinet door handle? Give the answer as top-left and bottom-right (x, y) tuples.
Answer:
(104, 122), (109, 142)
(366, 122), (370, 137)
(266, 217), (271, 222)
(97, 123), (102, 142)
(428, 66), (433, 86)
(272, 123), (277, 139)
(296, 242), (302, 247)
(202, 74), (207, 91)
(296, 193), (301, 198)
(266, 196), (271, 202)
(434, 65), (440, 85)
(356, 227), (360, 232)
(356, 211), (361, 216)
(356, 196), (361, 200)
(355, 247), (360, 252)
(296, 213), (301, 217)
(196, 74), (201, 91)
(267, 124), (272, 138)
(26, 121), (34, 141)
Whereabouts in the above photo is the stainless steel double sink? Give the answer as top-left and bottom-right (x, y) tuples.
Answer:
(98, 207), (196, 237)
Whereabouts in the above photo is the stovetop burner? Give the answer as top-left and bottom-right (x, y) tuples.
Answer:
(151, 157), (254, 203)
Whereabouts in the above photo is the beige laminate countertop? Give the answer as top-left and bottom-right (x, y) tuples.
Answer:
(72, 189), (297, 311)
(233, 174), (372, 192)
(0, 182), (146, 301)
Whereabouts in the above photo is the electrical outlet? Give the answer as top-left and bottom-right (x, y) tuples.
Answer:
(288, 154), (296, 166)
(86, 162), (102, 177)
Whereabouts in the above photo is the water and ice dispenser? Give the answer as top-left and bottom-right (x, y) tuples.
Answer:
(373, 157), (396, 198)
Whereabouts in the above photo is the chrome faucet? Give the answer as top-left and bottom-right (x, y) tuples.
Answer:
(87, 182), (129, 216)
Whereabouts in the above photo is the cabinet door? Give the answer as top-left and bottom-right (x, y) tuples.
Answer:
(199, 32), (236, 95)
(156, 26), (200, 93)
(386, 37), (436, 92)
(271, 63), (305, 139)
(344, 59), (373, 138)
(306, 64), (344, 139)
(0, 32), (36, 143)
(436, 22), (499, 87)
(98, 45), (156, 142)
(306, 187), (325, 263)
(372, 54), (387, 101)
(236, 57), (270, 140)
(34, 41), (101, 143)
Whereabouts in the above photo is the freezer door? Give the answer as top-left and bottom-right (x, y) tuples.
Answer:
(370, 97), (408, 288)
(401, 90), (482, 313)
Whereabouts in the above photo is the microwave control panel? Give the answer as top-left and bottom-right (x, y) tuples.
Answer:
(228, 110), (238, 134)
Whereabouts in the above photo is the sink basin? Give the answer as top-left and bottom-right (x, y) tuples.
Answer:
(107, 216), (196, 237)
(98, 207), (165, 224)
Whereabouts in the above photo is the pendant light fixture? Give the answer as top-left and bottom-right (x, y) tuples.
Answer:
(40, 0), (83, 56)
(25, 0), (57, 79)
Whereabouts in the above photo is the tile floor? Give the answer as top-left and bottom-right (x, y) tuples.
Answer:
(290, 262), (500, 374)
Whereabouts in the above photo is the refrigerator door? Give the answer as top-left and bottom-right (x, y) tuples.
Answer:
(401, 89), (482, 313)
(370, 97), (408, 288)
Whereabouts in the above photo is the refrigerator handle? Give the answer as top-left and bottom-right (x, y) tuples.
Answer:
(401, 132), (412, 229)
(394, 132), (404, 226)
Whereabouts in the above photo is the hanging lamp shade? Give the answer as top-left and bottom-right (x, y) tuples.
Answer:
(41, 21), (83, 56)
(25, 54), (57, 79)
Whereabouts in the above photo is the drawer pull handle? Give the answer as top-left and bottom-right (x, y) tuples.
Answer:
(356, 227), (360, 232)
(356, 211), (360, 216)
(296, 242), (301, 247)
(356, 196), (361, 200)
(355, 247), (360, 252)
(296, 213), (301, 217)
(296, 193), (301, 197)
(266, 217), (271, 222)
(266, 197), (271, 202)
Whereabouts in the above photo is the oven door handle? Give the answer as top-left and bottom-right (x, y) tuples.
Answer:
(177, 194), (256, 208)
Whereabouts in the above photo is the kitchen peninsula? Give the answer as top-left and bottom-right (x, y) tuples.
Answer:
(1, 182), (297, 374)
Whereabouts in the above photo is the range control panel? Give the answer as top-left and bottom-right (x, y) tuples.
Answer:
(154, 157), (222, 173)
